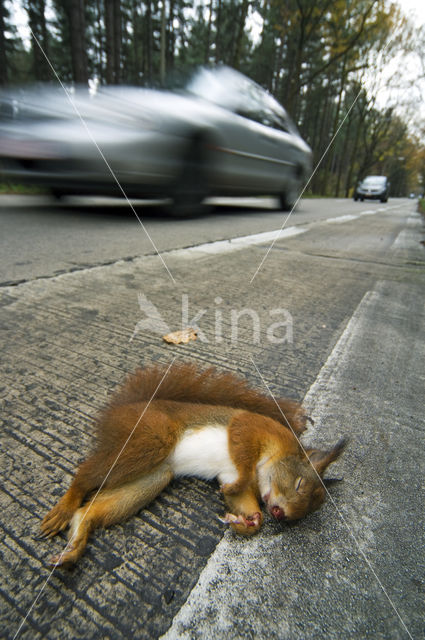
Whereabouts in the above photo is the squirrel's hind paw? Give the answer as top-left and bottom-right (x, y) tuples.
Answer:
(41, 504), (74, 538)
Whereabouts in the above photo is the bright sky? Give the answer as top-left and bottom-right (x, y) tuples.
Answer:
(397, 0), (425, 23)
(376, 1), (425, 137)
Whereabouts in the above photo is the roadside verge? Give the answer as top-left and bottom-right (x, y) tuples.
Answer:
(162, 278), (424, 640)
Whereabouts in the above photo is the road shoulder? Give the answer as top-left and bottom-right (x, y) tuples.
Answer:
(162, 278), (424, 640)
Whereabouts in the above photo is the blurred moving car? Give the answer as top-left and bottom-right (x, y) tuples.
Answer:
(353, 175), (389, 203)
(0, 66), (312, 216)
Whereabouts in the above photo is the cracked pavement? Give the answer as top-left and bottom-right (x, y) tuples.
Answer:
(1, 196), (424, 639)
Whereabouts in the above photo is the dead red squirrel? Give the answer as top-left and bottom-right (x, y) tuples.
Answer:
(41, 363), (347, 565)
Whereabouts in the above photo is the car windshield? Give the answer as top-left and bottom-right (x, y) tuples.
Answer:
(362, 176), (386, 186)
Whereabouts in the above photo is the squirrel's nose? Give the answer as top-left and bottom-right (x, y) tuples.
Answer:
(271, 506), (286, 520)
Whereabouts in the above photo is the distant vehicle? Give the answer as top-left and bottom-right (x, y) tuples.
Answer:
(354, 175), (389, 203)
(0, 66), (312, 216)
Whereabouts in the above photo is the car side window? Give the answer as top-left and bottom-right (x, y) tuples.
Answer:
(235, 81), (266, 126)
(232, 75), (294, 134)
(270, 112), (291, 133)
(235, 106), (263, 125)
(236, 104), (291, 133)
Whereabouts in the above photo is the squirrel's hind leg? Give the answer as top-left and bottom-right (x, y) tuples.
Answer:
(49, 463), (173, 566)
(41, 451), (119, 539)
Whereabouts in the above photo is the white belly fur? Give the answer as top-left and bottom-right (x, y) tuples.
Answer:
(169, 425), (238, 486)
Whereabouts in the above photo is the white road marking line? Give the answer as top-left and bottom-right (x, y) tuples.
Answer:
(167, 226), (308, 258)
(167, 206), (398, 259)
(325, 214), (359, 223)
(391, 213), (424, 251)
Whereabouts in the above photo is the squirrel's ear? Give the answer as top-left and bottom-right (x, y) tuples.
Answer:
(305, 437), (348, 476)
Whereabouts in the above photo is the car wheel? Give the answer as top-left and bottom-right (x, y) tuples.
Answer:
(166, 138), (210, 218)
(279, 177), (302, 212)
(51, 189), (65, 200)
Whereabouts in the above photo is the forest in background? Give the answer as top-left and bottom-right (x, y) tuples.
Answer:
(1, 0), (425, 197)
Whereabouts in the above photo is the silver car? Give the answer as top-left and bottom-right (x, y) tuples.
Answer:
(354, 175), (389, 203)
(0, 66), (312, 216)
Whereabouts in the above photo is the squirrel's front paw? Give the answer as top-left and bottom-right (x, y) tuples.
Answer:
(219, 511), (262, 536)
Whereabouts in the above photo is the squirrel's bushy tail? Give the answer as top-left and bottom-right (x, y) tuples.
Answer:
(110, 362), (308, 435)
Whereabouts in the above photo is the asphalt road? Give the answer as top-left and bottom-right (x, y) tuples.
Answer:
(0, 194), (408, 284)
(0, 196), (424, 639)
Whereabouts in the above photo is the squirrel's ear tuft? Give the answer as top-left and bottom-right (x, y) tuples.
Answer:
(305, 437), (348, 476)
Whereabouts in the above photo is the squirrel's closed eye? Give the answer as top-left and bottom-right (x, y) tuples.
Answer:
(295, 477), (304, 491)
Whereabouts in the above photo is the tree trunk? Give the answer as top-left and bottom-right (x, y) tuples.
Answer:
(204, 0), (213, 64)
(105, 0), (120, 84)
(144, 0), (153, 85)
(313, 78), (333, 195)
(26, 0), (51, 81)
(0, 0), (7, 86)
(131, 0), (141, 84)
(167, 0), (175, 73)
(215, 0), (222, 63)
(232, 0), (249, 70)
(284, 12), (307, 120)
(95, 0), (104, 81)
(160, 0), (166, 84)
(69, 0), (88, 84)
(335, 118), (350, 197)
(113, 0), (121, 82)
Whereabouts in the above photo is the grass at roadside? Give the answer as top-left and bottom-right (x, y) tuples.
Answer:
(0, 182), (46, 194)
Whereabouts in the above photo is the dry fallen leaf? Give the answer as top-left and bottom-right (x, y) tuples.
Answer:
(163, 327), (197, 345)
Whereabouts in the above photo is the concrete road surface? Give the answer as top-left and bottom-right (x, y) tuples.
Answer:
(0, 196), (424, 639)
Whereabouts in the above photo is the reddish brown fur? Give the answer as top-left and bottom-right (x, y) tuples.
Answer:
(108, 363), (309, 435)
(41, 363), (346, 565)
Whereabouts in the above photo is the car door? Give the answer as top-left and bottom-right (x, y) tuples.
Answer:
(211, 81), (297, 194)
(216, 110), (287, 192)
